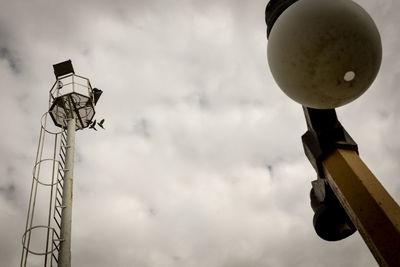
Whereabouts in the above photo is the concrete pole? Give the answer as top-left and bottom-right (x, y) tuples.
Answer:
(58, 115), (76, 267)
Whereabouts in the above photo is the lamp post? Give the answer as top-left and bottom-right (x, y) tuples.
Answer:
(265, 0), (400, 266)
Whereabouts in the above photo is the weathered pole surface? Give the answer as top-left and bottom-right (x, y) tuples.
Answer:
(58, 115), (76, 267)
(323, 149), (400, 267)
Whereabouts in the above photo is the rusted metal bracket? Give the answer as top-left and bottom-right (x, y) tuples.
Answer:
(301, 106), (400, 264)
(302, 106), (358, 241)
(301, 106), (358, 179)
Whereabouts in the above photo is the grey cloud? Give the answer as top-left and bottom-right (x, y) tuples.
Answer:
(266, 164), (273, 177)
(132, 118), (151, 138)
(0, 183), (16, 200)
(0, 47), (19, 73)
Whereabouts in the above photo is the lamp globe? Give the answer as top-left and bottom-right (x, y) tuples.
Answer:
(267, 0), (382, 109)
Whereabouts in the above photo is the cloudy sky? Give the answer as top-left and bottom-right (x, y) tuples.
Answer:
(1, 0), (399, 266)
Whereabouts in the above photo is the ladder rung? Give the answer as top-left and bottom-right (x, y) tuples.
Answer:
(52, 252), (59, 263)
(61, 138), (66, 146)
(55, 206), (62, 218)
(54, 217), (61, 229)
(54, 230), (60, 239)
(55, 196), (62, 207)
(56, 188), (63, 197)
(52, 241), (60, 250)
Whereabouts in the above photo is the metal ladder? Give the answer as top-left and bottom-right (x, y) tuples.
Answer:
(50, 130), (68, 266)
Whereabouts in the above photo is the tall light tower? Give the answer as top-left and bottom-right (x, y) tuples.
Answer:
(20, 60), (103, 267)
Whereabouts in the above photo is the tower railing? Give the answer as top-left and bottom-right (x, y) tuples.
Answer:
(49, 73), (95, 131)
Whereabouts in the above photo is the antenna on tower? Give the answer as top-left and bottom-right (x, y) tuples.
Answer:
(20, 60), (102, 267)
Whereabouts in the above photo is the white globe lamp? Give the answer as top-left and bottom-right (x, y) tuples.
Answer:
(267, 0), (382, 109)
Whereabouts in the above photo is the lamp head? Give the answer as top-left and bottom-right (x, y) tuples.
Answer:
(267, 0), (382, 109)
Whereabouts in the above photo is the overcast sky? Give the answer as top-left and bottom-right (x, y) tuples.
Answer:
(1, 0), (399, 266)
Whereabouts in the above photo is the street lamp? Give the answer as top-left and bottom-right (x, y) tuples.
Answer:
(267, 0), (381, 109)
(265, 0), (400, 265)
